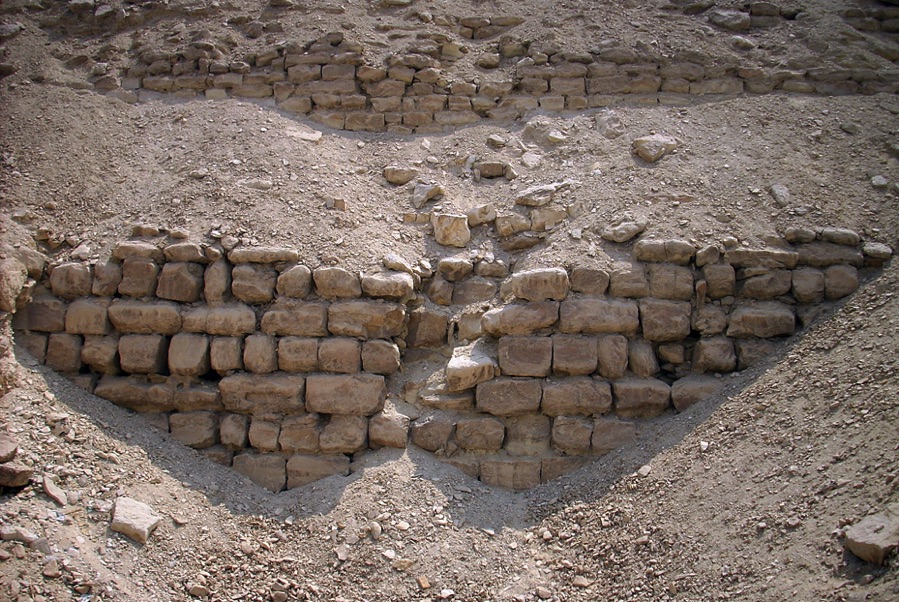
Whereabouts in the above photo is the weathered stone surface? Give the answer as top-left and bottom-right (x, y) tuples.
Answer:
(232, 453), (286, 492)
(318, 337), (361, 373)
(81, 335), (120, 374)
(480, 458), (541, 490)
(791, 268), (825, 304)
(368, 411), (409, 448)
(278, 414), (320, 453)
(639, 299), (691, 342)
(305, 374), (386, 415)
(634, 239), (695, 265)
(219, 414), (249, 450)
(552, 416), (593, 455)
(0, 434), (19, 463)
(108, 300), (182, 335)
(559, 298), (639, 335)
(498, 336), (552, 377)
(261, 300), (328, 337)
(113, 241), (164, 262)
(383, 166), (419, 185)
(276, 265), (312, 298)
(482, 302), (559, 336)
(467, 203), (496, 227)
(361, 271), (415, 299)
(628, 338), (659, 378)
(286, 454), (350, 488)
(167, 333), (210, 376)
(361, 339), (400, 375)
(819, 227), (860, 247)
(735, 338), (777, 370)
(552, 334), (597, 376)
(445, 341), (496, 391)
(452, 277), (498, 304)
(243, 333), (278, 374)
(737, 270), (792, 299)
(632, 134), (678, 162)
(320, 415), (368, 453)
(570, 267), (610, 295)
(724, 248), (798, 269)
(0, 462), (33, 488)
(274, 336), (316, 373)
(503, 414), (551, 454)
(220, 373), (305, 414)
(210, 336), (244, 374)
(163, 241), (206, 263)
(45, 333), (82, 373)
(613, 378), (670, 418)
(231, 264), (277, 304)
(92, 260), (122, 297)
(647, 264), (694, 300)
(328, 300), (405, 339)
(65, 298), (111, 335)
(94, 376), (168, 412)
(601, 221), (645, 243)
(541, 456), (592, 483)
(437, 257), (473, 282)
(118, 334), (167, 374)
(204, 260), (232, 303)
(609, 264), (650, 298)
(692, 305), (728, 336)
(411, 182), (445, 208)
(426, 277), (454, 306)
(228, 247), (299, 264)
(542, 377), (612, 416)
(476, 378), (542, 416)
(410, 414), (455, 452)
(597, 334), (629, 379)
(110, 497), (162, 544)
(13, 295), (66, 332)
(591, 419), (637, 453)
(727, 303), (795, 338)
(432, 213), (471, 247)
(500, 268), (570, 301)
(796, 242), (864, 267)
(671, 375), (723, 411)
(824, 265), (859, 299)
(118, 258), (159, 298)
(455, 415), (505, 451)
(49, 262), (92, 300)
(169, 411), (218, 448)
(703, 264), (736, 298)
(708, 8), (751, 30)
(844, 503), (899, 565)
(184, 304), (257, 336)
(406, 308), (448, 348)
(156, 262), (204, 302)
(692, 337), (736, 373)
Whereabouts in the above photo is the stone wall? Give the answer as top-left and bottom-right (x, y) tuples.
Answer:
(11, 228), (893, 491)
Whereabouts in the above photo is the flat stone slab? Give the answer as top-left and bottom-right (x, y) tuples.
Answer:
(110, 497), (162, 544)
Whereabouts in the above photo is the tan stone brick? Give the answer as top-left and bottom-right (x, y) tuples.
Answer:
(279, 414), (320, 453)
(692, 337), (736, 373)
(542, 377), (612, 416)
(318, 337), (361, 373)
(233, 453), (286, 492)
(108, 300), (182, 335)
(498, 336), (552, 377)
(480, 458), (541, 490)
(455, 415), (505, 451)
(243, 334), (278, 374)
(46, 333), (83, 373)
(305, 374), (386, 415)
(118, 258), (159, 298)
(476, 378), (542, 416)
(170, 411), (218, 449)
(156, 262), (204, 302)
(210, 336), (243, 374)
(361, 340), (400, 375)
(320, 415), (367, 453)
(167, 333), (210, 376)
(81, 335), (119, 374)
(407, 308), (448, 347)
(65, 298), (112, 335)
(118, 334), (167, 374)
(639, 299), (691, 342)
(552, 416), (593, 455)
(552, 335), (597, 376)
(481, 302), (559, 336)
(220, 373), (305, 414)
(591, 418), (636, 453)
(313, 267), (362, 298)
(261, 300), (328, 337)
(277, 337), (318, 373)
(613, 378), (670, 418)
(249, 417), (281, 452)
(410, 414), (455, 452)
(327, 300), (405, 339)
(204, 259), (232, 304)
(727, 302), (795, 338)
(368, 411), (409, 449)
(286, 454), (349, 488)
(231, 264), (276, 305)
(671, 375), (723, 411)
(597, 334), (629, 379)
(559, 298), (638, 335)
(504, 413), (552, 455)
(13, 295), (66, 332)
(220, 413), (249, 450)
(49, 262), (92, 299)
(276, 265), (312, 298)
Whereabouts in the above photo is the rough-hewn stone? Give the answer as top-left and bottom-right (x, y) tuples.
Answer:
(243, 333), (278, 374)
(168, 333), (210, 376)
(65, 298), (112, 335)
(49, 262), (92, 300)
(108, 300), (182, 335)
(727, 302), (795, 338)
(156, 262), (204, 302)
(261, 300), (328, 337)
(170, 411), (218, 448)
(639, 299), (691, 342)
(446, 341), (497, 391)
(542, 377), (612, 416)
(692, 337), (736, 373)
(220, 373), (306, 414)
(552, 334), (597, 376)
(305, 373), (386, 415)
(368, 411), (409, 448)
(612, 378), (670, 418)
(498, 336), (552, 377)
(559, 298), (639, 335)
(233, 453), (286, 492)
(314, 266), (362, 298)
(328, 300), (406, 339)
(455, 416), (505, 451)
(482, 302), (559, 336)
(231, 264), (277, 304)
(318, 337), (361, 373)
(671, 375), (723, 411)
(320, 415), (368, 453)
(500, 268), (570, 301)
(552, 416), (593, 455)
(286, 454), (350, 488)
(118, 334), (167, 374)
(503, 414), (551, 454)
(476, 378), (542, 416)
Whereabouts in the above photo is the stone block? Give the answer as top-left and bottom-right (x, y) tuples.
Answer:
(318, 337), (361, 373)
(692, 337), (736, 373)
(503, 413), (552, 454)
(118, 258), (159, 298)
(220, 373), (306, 414)
(361, 340), (400, 375)
(94, 375), (170, 413)
(796, 242), (863, 267)
(541, 457), (593, 483)
(286, 454), (350, 488)
(735, 339), (777, 370)
(169, 411), (218, 449)
(671, 375), (723, 412)
(231, 264), (277, 304)
(824, 265), (859, 300)
(276, 336), (317, 373)
(639, 299), (692, 342)
(233, 453), (286, 492)
(170, 384), (223, 412)
(313, 267), (361, 298)
(591, 419), (636, 453)
(480, 459), (542, 490)
(559, 298), (639, 335)
(228, 247), (299, 264)
(210, 336), (244, 373)
(19, 332), (48, 363)
(243, 334), (278, 374)
(45, 333), (83, 373)
(112, 241), (164, 262)
(110, 497), (162, 545)
(201, 446), (233, 466)
(552, 334), (598, 376)
(724, 248), (798, 270)
(702, 263), (734, 299)
(437, 257), (473, 282)
(155, 262), (204, 303)
(500, 268), (570, 302)
(108, 300), (182, 335)
(305, 373), (386, 415)
(597, 334), (629, 379)
(92, 261), (122, 297)
(445, 341), (497, 391)
(628, 339), (659, 378)
(570, 267), (610, 296)
(633, 239), (695, 265)
(49, 262), (92, 299)
(407, 308), (448, 347)
(204, 260), (232, 303)
(612, 378), (670, 418)
(542, 377), (612, 416)
(454, 415), (505, 451)
(425, 277), (453, 306)
(118, 334), (167, 374)
(727, 303), (795, 338)
(261, 300), (328, 337)
(320, 415), (368, 453)
(552, 416), (593, 455)
(248, 417), (281, 452)
(482, 302), (559, 336)
(647, 264), (694, 300)
(65, 298), (111, 335)
(163, 241), (206, 263)
(737, 270), (792, 299)
(361, 271), (414, 299)
(410, 414), (455, 452)
(327, 300), (406, 339)
(452, 277), (497, 304)
(791, 268), (824, 304)
(432, 214), (471, 247)
(843, 503), (899, 565)
(14, 295), (67, 332)
(278, 414), (320, 453)
(609, 264), (650, 298)
(276, 265), (312, 298)
(658, 342), (685, 364)
(368, 411), (409, 448)
(476, 378), (542, 416)
(167, 333), (210, 376)
(498, 336), (552, 377)
(81, 335), (119, 374)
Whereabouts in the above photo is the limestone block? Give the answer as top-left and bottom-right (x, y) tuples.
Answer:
(628, 339), (659, 378)
(498, 336), (552, 377)
(231, 264), (277, 304)
(542, 377), (612, 416)
(703, 264), (736, 299)
(639, 299), (691, 342)
(261, 300), (328, 337)
(156, 262), (204, 302)
(112, 241), (164, 262)
(476, 378), (542, 416)
(46, 333), (83, 373)
(286, 454), (350, 488)
(361, 271), (414, 299)
(18, 332), (47, 363)
(456, 310), (485, 341)
(81, 335), (119, 374)
(724, 248), (798, 269)
(727, 302), (795, 338)
(559, 298), (639, 335)
(481, 302), (559, 336)
(632, 135), (678, 163)
(276, 337), (317, 373)
(320, 415), (368, 453)
(437, 257), (473, 282)
(796, 242), (863, 267)
(426, 277), (454, 306)
(163, 241), (206, 263)
(243, 334), (278, 374)
(612, 378), (671, 418)
(108, 300), (182, 335)
(819, 227), (860, 246)
(671, 375), (723, 411)
(94, 375), (171, 413)
(327, 300), (406, 339)
(692, 305), (728, 336)
(248, 417), (281, 452)
(658, 342), (685, 364)
(368, 411), (410, 448)
(500, 268), (570, 301)
(92, 260), (122, 297)
(570, 267), (610, 296)
(791, 268), (824, 304)
(480, 458), (542, 490)
(118, 258), (159, 298)
(169, 411), (218, 449)
(110, 497), (162, 544)
(318, 337), (361, 373)
(633, 239), (695, 265)
(445, 341), (497, 391)
(541, 456), (592, 483)
(466, 204), (496, 227)
(597, 334), (629, 379)
(65, 298), (111, 335)
(232, 453), (286, 492)
(495, 213), (530, 237)
(592, 419), (636, 453)
(503, 414), (551, 454)
(824, 265), (859, 300)
(432, 214), (471, 247)
(167, 333), (210, 376)
(609, 263), (650, 298)
(383, 165), (419, 185)
(735, 339), (777, 370)
(313, 267), (362, 298)
(452, 277), (497, 304)
(647, 264), (694, 300)
(552, 416), (593, 455)
(361, 339), (400, 375)
(168, 383), (222, 412)
(410, 414), (455, 452)
(692, 337), (736, 373)
(305, 373), (386, 415)
(406, 308), (448, 347)
(204, 259), (232, 303)
(220, 373), (306, 414)
(118, 334), (167, 374)
(210, 337), (244, 373)
(279, 414), (320, 453)
(737, 270), (792, 299)
(455, 416), (505, 451)
(49, 262), (92, 299)
(276, 265), (312, 298)
(844, 503), (899, 565)
(13, 295), (66, 332)
(228, 247), (299, 264)
(552, 334), (598, 376)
